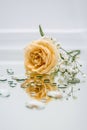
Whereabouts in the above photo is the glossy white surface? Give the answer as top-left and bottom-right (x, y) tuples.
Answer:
(0, 32), (87, 130)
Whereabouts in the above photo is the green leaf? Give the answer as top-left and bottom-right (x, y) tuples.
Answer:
(68, 50), (80, 56)
(39, 25), (45, 37)
(60, 48), (81, 62)
(58, 86), (67, 89)
(68, 78), (80, 84)
(60, 53), (65, 60)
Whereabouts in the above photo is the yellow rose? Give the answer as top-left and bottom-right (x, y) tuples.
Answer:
(24, 38), (59, 74)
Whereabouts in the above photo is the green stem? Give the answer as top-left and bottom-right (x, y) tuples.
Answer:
(60, 47), (80, 58)
(39, 25), (45, 37)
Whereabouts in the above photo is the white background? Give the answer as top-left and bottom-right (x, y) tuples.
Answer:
(0, 0), (87, 130)
(0, 0), (87, 30)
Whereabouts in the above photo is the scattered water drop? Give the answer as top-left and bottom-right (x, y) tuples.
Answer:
(0, 76), (7, 82)
(0, 89), (10, 97)
(7, 69), (14, 75)
(47, 90), (62, 99)
(25, 100), (45, 110)
(12, 75), (26, 82)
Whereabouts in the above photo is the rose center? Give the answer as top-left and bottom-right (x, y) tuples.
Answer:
(30, 50), (44, 67)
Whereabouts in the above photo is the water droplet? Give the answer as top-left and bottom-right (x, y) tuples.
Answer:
(0, 76), (7, 82)
(25, 100), (45, 110)
(12, 75), (26, 82)
(0, 89), (10, 97)
(47, 91), (62, 99)
(66, 98), (68, 100)
(7, 69), (14, 75)
(82, 74), (86, 78)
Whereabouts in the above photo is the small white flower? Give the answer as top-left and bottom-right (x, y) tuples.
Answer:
(58, 77), (65, 84)
(67, 66), (73, 74)
(72, 69), (79, 73)
(62, 53), (68, 61)
(82, 74), (87, 78)
(59, 65), (66, 72)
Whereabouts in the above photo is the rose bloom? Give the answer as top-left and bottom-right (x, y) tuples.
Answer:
(24, 38), (60, 74)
